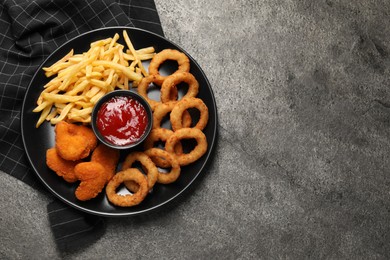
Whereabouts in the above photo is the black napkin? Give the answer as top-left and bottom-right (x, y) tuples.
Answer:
(0, 0), (164, 252)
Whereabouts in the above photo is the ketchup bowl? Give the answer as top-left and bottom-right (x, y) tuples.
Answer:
(91, 90), (153, 150)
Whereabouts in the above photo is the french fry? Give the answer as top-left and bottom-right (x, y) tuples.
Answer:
(33, 31), (156, 127)
(86, 86), (101, 99)
(45, 109), (58, 121)
(33, 101), (52, 113)
(42, 93), (85, 103)
(68, 107), (93, 118)
(36, 104), (53, 128)
(50, 103), (74, 124)
(91, 60), (142, 82)
(123, 30), (148, 77)
(66, 80), (89, 96)
(43, 49), (74, 77)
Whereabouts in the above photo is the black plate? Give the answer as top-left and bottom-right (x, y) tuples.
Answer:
(21, 27), (218, 217)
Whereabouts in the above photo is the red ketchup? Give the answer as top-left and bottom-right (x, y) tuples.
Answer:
(96, 95), (149, 146)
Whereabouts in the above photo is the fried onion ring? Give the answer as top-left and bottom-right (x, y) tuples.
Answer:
(170, 97), (209, 131)
(106, 169), (148, 207)
(144, 148), (181, 184)
(121, 151), (158, 192)
(160, 72), (199, 103)
(165, 128), (208, 166)
(143, 128), (183, 167)
(153, 101), (192, 129)
(148, 49), (190, 85)
(137, 74), (178, 110)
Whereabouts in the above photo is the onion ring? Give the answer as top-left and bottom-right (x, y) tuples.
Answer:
(148, 49), (190, 85)
(137, 74), (178, 110)
(143, 128), (183, 167)
(144, 148), (181, 184)
(121, 151), (158, 192)
(170, 97), (209, 131)
(105, 168), (148, 207)
(165, 128), (208, 166)
(153, 101), (192, 129)
(160, 72), (199, 103)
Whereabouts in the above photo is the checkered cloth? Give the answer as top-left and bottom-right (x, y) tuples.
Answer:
(0, 0), (163, 251)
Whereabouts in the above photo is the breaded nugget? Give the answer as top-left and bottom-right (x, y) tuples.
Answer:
(46, 148), (78, 183)
(55, 121), (97, 161)
(91, 143), (120, 183)
(74, 162), (106, 201)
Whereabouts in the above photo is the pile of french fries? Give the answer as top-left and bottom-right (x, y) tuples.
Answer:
(33, 30), (155, 128)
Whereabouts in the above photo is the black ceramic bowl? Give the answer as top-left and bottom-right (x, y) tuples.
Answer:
(91, 90), (153, 150)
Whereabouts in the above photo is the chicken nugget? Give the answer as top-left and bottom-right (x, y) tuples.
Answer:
(74, 162), (106, 201)
(46, 148), (78, 183)
(91, 143), (120, 183)
(55, 121), (97, 161)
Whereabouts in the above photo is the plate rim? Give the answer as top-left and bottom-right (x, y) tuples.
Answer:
(21, 26), (218, 217)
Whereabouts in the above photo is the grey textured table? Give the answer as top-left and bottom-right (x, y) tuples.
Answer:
(2, 1), (390, 259)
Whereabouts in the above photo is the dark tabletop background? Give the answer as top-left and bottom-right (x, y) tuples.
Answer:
(2, 0), (390, 259)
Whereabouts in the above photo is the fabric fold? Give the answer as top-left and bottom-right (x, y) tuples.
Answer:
(47, 199), (106, 252)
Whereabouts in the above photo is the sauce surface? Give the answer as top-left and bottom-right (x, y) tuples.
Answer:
(96, 96), (149, 146)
